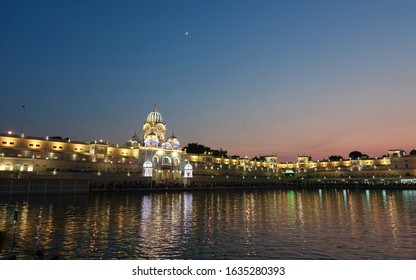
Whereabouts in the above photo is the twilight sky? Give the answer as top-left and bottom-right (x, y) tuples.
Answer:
(1, 0), (415, 161)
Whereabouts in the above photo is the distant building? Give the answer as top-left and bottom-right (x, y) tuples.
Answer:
(1, 106), (416, 186)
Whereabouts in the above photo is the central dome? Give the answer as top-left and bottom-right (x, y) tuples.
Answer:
(146, 104), (163, 123)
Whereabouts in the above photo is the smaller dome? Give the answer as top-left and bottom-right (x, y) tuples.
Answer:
(127, 132), (141, 147)
(168, 132), (180, 149)
(130, 132), (140, 141)
(162, 142), (173, 150)
(168, 132), (178, 142)
(184, 163), (193, 170)
(126, 139), (139, 147)
(143, 161), (152, 168)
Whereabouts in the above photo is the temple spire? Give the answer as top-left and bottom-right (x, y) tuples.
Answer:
(154, 103), (157, 112)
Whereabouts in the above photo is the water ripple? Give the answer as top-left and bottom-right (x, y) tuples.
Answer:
(0, 189), (415, 259)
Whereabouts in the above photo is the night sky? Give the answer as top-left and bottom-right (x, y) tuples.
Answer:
(1, 0), (415, 161)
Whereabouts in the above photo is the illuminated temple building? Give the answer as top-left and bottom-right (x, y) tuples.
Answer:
(1, 105), (416, 193)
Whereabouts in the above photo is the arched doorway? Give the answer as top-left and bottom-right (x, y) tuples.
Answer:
(161, 156), (172, 181)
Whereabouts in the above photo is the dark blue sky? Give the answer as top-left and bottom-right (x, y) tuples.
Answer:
(1, 0), (415, 160)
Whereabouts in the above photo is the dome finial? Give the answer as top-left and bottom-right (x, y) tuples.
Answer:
(154, 103), (157, 112)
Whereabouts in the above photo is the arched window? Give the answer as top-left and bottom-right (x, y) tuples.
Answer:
(143, 161), (153, 177)
(184, 163), (193, 178)
(162, 156), (172, 165)
(152, 156), (159, 166)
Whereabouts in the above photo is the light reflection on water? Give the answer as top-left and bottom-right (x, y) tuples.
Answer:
(0, 189), (415, 259)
